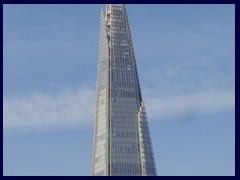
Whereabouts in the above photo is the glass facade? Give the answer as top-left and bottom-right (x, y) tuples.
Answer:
(92, 4), (157, 176)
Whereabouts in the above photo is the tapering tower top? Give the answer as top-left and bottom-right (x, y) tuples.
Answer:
(92, 4), (157, 176)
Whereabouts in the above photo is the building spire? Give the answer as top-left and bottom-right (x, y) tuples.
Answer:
(92, 4), (157, 176)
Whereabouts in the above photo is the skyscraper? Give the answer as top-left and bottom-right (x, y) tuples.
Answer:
(92, 4), (157, 176)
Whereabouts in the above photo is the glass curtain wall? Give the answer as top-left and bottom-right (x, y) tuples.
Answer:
(92, 4), (157, 176)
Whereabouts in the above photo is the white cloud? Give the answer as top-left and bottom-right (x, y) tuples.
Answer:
(3, 86), (95, 129)
(145, 88), (235, 120)
(4, 85), (235, 130)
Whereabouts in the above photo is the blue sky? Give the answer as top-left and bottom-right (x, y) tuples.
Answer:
(3, 4), (235, 176)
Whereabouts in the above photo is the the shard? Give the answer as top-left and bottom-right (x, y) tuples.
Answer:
(92, 4), (157, 176)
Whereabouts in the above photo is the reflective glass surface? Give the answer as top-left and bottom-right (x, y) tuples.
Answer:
(92, 4), (157, 176)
